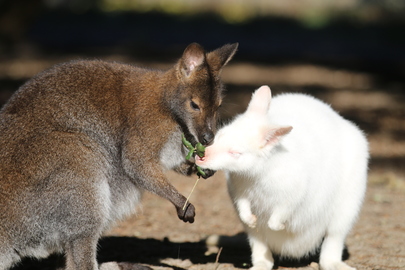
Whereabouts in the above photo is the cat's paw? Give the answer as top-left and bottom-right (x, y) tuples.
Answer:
(267, 217), (285, 231)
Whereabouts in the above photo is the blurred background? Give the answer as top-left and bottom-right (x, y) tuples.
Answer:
(2, 1), (405, 269)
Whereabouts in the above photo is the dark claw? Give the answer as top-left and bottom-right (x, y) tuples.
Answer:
(177, 202), (195, 223)
(198, 168), (216, 179)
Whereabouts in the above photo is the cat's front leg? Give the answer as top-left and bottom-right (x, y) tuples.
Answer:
(236, 198), (257, 228)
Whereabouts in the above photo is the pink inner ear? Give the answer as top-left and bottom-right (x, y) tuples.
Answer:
(264, 136), (279, 147)
(182, 43), (205, 77)
(262, 126), (293, 148)
(188, 56), (203, 71)
(188, 61), (197, 72)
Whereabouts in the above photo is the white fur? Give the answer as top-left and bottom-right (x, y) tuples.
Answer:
(196, 86), (368, 270)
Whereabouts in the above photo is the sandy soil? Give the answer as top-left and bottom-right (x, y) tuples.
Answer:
(4, 58), (404, 270)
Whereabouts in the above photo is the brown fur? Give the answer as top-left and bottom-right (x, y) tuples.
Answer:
(0, 43), (238, 270)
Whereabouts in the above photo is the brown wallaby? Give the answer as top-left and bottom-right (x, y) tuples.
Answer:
(0, 42), (238, 270)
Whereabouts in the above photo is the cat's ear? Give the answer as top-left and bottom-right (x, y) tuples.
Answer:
(206, 43), (238, 74)
(246, 85), (272, 116)
(260, 125), (293, 149)
(180, 43), (206, 78)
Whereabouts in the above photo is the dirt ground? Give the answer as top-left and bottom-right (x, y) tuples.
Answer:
(2, 57), (404, 270)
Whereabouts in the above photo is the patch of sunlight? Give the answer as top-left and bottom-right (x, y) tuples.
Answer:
(300, 9), (331, 28)
(217, 3), (256, 24)
(97, 0), (405, 25)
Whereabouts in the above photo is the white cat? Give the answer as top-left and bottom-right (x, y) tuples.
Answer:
(196, 86), (368, 270)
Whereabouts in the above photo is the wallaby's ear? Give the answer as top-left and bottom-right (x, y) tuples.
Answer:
(247, 85), (272, 116)
(206, 43), (238, 73)
(180, 43), (206, 78)
(261, 125), (293, 149)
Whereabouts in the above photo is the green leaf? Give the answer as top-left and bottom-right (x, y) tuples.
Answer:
(195, 142), (205, 158)
(196, 166), (206, 177)
(186, 150), (194, 160)
(182, 134), (193, 150)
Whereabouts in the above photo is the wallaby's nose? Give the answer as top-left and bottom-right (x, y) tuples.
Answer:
(202, 132), (215, 146)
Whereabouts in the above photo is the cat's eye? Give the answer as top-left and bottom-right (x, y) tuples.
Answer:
(190, 100), (200, 111)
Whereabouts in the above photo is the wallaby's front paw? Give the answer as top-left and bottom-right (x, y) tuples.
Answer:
(199, 168), (215, 179)
(242, 214), (257, 228)
(267, 217), (285, 231)
(177, 203), (195, 223)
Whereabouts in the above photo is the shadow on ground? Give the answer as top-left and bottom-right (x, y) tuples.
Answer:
(10, 234), (249, 270)
(11, 233), (351, 270)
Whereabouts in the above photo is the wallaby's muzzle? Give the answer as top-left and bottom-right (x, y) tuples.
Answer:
(201, 131), (215, 146)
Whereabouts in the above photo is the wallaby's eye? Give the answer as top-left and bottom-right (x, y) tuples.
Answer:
(190, 100), (200, 111)
(229, 150), (242, 158)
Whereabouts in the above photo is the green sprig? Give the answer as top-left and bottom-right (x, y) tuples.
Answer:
(182, 134), (206, 177)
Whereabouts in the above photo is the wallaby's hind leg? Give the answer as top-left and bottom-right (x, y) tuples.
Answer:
(319, 234), (355, 270)
(320, 169), (366, 270)
(65, 236), (99, 270)
(0, 255), (15, 270)
(249, 236), (274, 270)
(100, 262), (153, 270)
(0, 240), (19, 270)
(319, 199), (359, 270)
